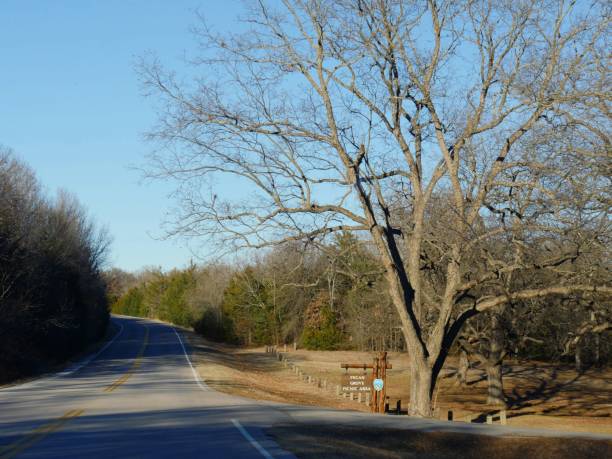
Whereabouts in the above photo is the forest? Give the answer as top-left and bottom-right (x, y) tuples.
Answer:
(0, 149), (110, 384)
(109, 230), (610, 373)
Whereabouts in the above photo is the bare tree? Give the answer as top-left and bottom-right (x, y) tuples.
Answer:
(140, 1), (611, 416)
(0, 148), (110, 383)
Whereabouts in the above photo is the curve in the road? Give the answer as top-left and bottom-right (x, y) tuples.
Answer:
(0, 316), (294, 459)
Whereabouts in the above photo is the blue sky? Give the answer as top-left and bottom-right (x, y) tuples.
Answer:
(0, 1), (241, 271)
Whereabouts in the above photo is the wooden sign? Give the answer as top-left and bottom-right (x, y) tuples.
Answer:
(340, 352), (391, 413)
(341, 373), (372, 393)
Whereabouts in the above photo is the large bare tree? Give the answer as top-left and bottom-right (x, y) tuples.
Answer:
(140, 0), (611, 416)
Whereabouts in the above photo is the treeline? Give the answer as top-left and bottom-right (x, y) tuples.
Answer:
(110, 233), (400, 350)
(0, 149), (110, 384)
(109, 234), (610, 368)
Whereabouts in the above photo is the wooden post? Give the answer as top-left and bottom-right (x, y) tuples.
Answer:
(371, 355), (379, 413)
(338, 358), (391, 413)
(380, 352), (387, 414)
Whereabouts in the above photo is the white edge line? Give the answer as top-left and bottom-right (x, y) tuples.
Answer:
(172, 327), (274, 458)
(59, 322), (125, 376)
(172, 327), (274, 459)
(231, 419), (274, 459)
(172, 327), (208, 391)
(0, 320), (124, 391)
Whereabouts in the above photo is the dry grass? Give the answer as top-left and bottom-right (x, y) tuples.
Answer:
(185, 333), (362, 411)
(184, 331), (612, 435)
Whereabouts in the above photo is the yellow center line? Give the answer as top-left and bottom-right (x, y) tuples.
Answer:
(0, 326), (150, 458)
(0, 409), (84, 459)
(103, 326), (149, 393)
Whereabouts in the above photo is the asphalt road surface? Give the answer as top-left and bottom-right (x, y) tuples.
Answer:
(0, 317), (294, 458)
(2, 316), (610, 459)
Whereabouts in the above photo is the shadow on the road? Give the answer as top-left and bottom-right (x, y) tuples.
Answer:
(0, 405), (292, 459)
(265, 422), (612, 459)
(0, 319), (205, 419)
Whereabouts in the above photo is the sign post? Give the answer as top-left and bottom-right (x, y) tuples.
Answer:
(340, 351), (391, 414)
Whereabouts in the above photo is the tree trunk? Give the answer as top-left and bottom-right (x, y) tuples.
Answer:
(457, 349), (469, 386)
(486, 362), (506, 406)
(486, 311), (506, 406)
(575, 340), (582, 372)
(408, 360), (434, 417)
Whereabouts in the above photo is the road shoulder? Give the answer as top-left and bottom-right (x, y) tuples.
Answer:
(0, 319), (121, 390)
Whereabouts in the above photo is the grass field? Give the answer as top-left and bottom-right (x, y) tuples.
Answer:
(185, 331), (612, 435)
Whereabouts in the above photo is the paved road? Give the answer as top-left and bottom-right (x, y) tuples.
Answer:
(2, 316), (610, 459)
(0, 317), (294, 458)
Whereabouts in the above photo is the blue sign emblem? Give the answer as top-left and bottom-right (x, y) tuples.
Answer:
(373, 378), (384, 391)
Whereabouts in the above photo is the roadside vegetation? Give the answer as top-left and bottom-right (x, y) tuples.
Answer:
(0, 148), (110, 384)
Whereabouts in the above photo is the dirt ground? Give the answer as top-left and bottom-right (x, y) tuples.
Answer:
(184, 331), (612, 435)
